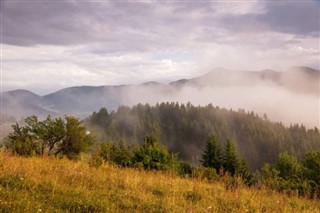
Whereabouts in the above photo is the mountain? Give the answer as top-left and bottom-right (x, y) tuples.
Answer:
(1, 67), (319, 119)
(171, 67), (319, 95)
(0, 89), (53, 118)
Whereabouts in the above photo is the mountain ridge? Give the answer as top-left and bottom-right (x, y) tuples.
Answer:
(1, 66), (319, 120)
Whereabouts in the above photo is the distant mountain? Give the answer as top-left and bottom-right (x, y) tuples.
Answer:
(171, 67), (319, 95)
(280, 66), (320, 95)
(0, 89), (53, 118)
(1, 67), (319, 119)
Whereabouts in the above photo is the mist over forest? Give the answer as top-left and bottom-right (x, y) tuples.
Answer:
(1, 66), (319, 129)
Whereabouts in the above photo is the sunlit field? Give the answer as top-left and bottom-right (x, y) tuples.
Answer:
(0, 151), (319, 212)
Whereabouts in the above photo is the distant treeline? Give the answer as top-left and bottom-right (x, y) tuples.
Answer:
(88, 102), (320, 171)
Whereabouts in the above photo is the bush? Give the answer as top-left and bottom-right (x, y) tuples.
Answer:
(193, 166), (218, 182)
(177, 161), (194, 177)
(133, 135), (174, 171)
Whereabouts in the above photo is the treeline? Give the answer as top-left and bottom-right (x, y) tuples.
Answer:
(88, 102), (320, 170)
(90, 134), (250, 180)
(91, 134), (319, 198)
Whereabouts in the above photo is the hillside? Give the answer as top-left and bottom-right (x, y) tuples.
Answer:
(87, 103), (320, 171)
(0, 151), (319, 212)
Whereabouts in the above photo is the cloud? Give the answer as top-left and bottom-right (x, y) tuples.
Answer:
(219, 1), (319, 37)
(1, 0), (319, 94)
(3, 1), (318, 47)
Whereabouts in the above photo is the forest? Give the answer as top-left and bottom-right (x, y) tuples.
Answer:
(88, 102), (320, 171)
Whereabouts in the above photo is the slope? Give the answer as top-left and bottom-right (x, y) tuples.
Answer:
(0, 152), (319, 212)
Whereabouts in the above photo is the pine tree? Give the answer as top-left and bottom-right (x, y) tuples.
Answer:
(58, 116), (93, 159)
(222, 139), (241, 176)
(201, 134), (222, 173)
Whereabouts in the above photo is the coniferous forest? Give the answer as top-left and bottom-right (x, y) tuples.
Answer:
(88, 102), (320, 171)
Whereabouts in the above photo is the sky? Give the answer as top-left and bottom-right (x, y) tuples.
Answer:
(1, 0), (319, 95)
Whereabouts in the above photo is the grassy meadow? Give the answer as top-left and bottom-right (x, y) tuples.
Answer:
(0, 151), (319, 213)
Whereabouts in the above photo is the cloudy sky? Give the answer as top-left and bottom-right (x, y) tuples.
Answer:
(1, 0), (319, 95)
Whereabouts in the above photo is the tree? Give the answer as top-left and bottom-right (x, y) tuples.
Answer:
(303, 152), (320, 182)
(111, 140), (133, 167)
(262, 152), (315, 197)
(5, 122), (40, 156)
(58, 116), (93, 159)
(222, 139), (249, 177)
(33, 116), (66, 156)
(201, 134), (222, 173)
(222, 139), (240, 175)
(6, 115), (93, 159)
(91, 107), (109, 126)
(133, 134), (174, 170)
(274, 152), (303, 180)
(99, 141), (116, 162)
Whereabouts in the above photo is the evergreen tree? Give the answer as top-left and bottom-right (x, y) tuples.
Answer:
(302, 151), (320, 186)
(222, 139), (241, 176)
(99, 141), (116, 162)
(201, 134), (222, 173)
(273, 152), (303, 180)
(58, 116), (93, 159)
(112, 140), (133, 167)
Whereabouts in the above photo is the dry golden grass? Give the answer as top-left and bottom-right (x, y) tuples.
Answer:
(0, 151), (319, 212)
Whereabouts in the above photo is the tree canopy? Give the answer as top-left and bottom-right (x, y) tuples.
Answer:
(87, 102), (320, 170)
(5, 115), (93, 159)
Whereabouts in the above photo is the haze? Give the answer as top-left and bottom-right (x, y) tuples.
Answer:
(1, 1), (319, 128)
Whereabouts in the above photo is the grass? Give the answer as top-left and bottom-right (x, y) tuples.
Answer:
(0, 151), (319, 212)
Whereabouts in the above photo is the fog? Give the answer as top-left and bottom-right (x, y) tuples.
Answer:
(1, 68), (319, 129)
(123, 69), (319, 128)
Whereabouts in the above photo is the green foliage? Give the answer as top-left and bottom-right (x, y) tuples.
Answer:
(91, 107), (109, 126)
(201, 133), (222, 173)
(98, 141), (116, 162)
(97, 141), (134, 167)
(133, 135), (174, 170)
(200, 135), (250, 182)
(5, 122), (40, 156)
(58, 116), (92, 160)
(222, 139), (249, 178)
(177, 161), (194, 177)
(193, 166), (219, 182)
(88, 103), (320, 171)
(37, 116), (66, 156)
(112, 140), (133, 167)
(302, 152), (320, 197)
(262, 151), (320, 198)
(5, 115), (93, 159)
(96, 135), (177, 171)
(303, 152), (320, 184)
(274, 152), (303, 180)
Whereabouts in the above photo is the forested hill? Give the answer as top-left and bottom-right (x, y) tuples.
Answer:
(87, 102), (320, 171)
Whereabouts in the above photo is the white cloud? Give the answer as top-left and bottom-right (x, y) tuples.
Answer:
(1, 0), (319, 95)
